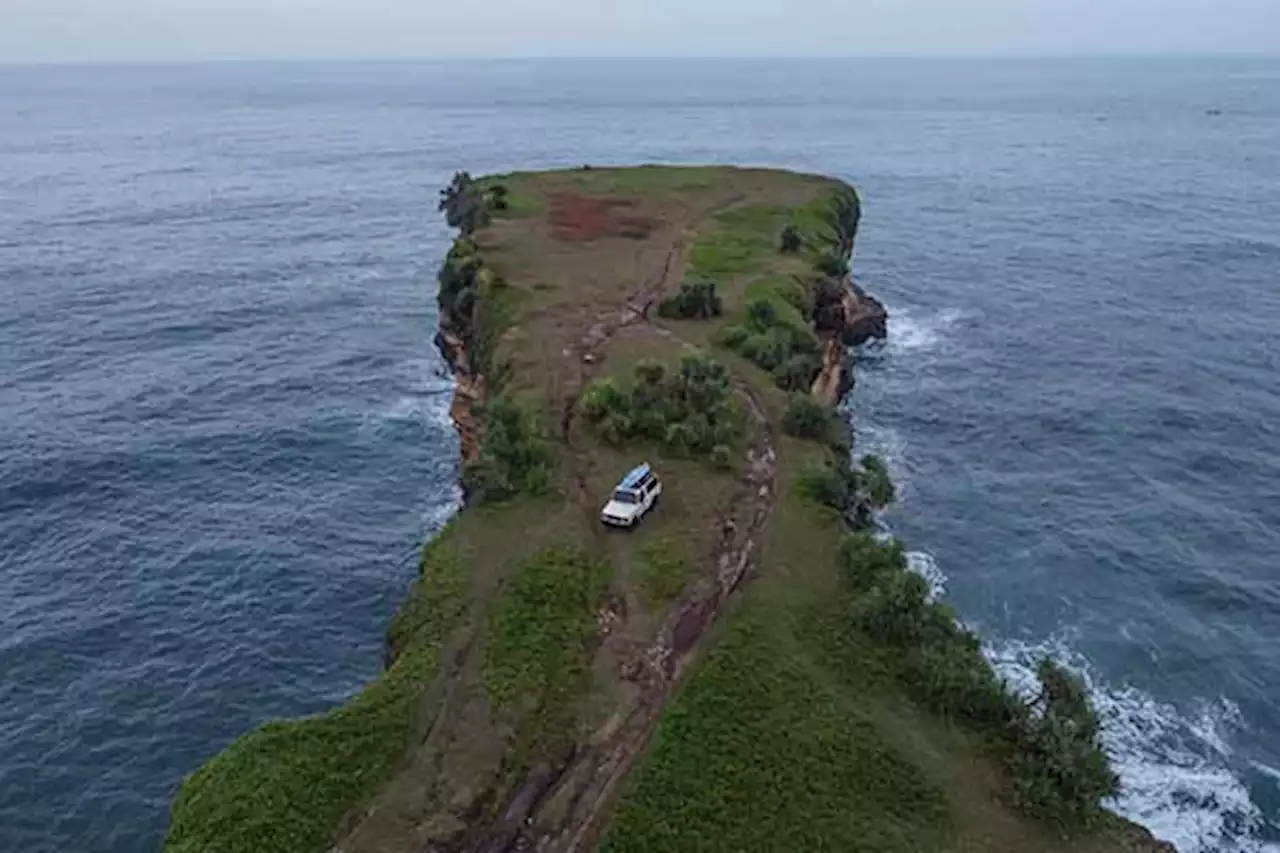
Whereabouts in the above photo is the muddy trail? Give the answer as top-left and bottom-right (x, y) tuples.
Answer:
(456, 205), (779, 853)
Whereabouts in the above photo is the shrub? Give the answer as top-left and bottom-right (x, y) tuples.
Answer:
(658, 280), (723, 320)
(779, 224), (803, 253)
(634, 359), (667, 387)
(905, 640), (1023, 729)
(710, 444), (733, 470)
(579, 354), (741, 461)
(835, 529), (1117, 829)
(838, 532), (907, 590)
(743, 329), (794, 372)
(821, 186), (862, 255)
(773, 352), (822, 392)
(795, 461), (852, 510)
(782, 395), (829, 440)
(1008, 661), (1119, 827)
(720, 290), (822, 392)
(833, 527), (1118, 831)
(438, 171), (491, 235)
(462, 397), (555, 504)
(745, 297), (778, 330)
(858, 454), (896, 509)
(853, 569), (933, 644)
(715, 324), (749, 349)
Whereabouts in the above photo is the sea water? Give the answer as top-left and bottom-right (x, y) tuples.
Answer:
(2, 59), (1278, 851)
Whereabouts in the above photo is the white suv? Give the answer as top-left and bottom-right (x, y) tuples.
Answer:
(601, 463), (662, 528)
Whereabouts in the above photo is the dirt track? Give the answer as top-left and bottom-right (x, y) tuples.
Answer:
(456, 202), (780, 853)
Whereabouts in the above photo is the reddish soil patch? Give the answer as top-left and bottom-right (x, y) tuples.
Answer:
(547, 193), (658, 242)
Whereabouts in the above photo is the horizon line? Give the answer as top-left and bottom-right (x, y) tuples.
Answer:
(3, 51), (1279, 67)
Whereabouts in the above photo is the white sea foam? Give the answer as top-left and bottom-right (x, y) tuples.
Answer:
(370, 359), (455, 431)
(905, 550), (947, 601)
(854, 421), (913, 497)
(986, 635), (1269, 853)
(885, 306), (966, 355)
(421, 491), (462, 533)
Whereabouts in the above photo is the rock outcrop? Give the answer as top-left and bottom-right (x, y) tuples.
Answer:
(810, 278), (889, 406)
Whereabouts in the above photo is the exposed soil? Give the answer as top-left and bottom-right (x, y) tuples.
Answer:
(547, 194), (660, 242)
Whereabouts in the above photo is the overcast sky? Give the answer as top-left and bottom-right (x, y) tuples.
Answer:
(3, 0), (1278, 62)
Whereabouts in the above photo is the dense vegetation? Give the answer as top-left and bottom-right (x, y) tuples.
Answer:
(658, 280), (723, 320)
(840, 532), (1119, 827)
(165, 530), (472, 853)
(579, 354), (742, 461)
(438, 171), (505, 235)
(781, 393), (832, 439)
(717, 293), (823, 392)
(461, 396), (556, 504)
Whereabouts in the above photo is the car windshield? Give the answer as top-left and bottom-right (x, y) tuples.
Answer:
(612, 490), (637, 504)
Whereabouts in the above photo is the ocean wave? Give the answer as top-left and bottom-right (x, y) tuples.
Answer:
(987, 635), (1269, 853)
(852, 421), (913, 497)
(883, 306), (966, 355)
(858, 407), (1269, 853)
(365, 359), (456, 432)
(905, 550), (947, 601)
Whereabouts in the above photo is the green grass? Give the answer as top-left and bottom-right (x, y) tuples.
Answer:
(689, 205), (787, 279)
(634, 538), (693, 608)
(600, 589), (950, 853)
(743, 276), (812, 332)
(165, 528), (472, 853)
(483, 545), (611, 793)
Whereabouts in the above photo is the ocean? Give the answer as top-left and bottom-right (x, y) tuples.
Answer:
(1, 58), (1277, 852)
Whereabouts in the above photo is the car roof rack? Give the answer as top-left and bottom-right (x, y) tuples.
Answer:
(620, 463), (651, 489)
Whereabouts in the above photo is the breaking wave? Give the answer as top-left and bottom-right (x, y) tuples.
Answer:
(988, 636), (1272, 853)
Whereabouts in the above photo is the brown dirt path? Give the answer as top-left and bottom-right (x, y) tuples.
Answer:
(453, 197), (781, 853)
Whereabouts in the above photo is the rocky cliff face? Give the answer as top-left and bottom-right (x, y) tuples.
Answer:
(434, 314), (483, 465)
(810, 278), (889, 406)
(841, 282), (889, 347)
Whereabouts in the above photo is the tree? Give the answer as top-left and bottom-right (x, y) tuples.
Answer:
(859, 454), (896, 509)
(1009, 660), (1120, 826)
(782, 395), (829, 439)
(658, 280), (722, 319)
(438, 171), (490, 235)
(779, 224), (803, 253)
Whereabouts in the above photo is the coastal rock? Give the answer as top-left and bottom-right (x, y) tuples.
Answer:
(840, 282), (889, 348)
(810, 279), (888, 405)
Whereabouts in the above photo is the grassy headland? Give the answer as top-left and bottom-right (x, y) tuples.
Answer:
(165, 166), (1167, 853)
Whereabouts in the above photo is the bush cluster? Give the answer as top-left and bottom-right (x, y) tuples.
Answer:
(838, 532), (1119, 827)
(779, 224), (803, 253)
(580, 354), (741, 459)
(717, 297), (822, 392)
(794, 453), (895, 517)
(462, 397), (556, 504)
(658, 280), (723, 320)
(781, 394), (830, 440)
(1007, 661), (1120, 826)
(438, 171), (491, 236)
